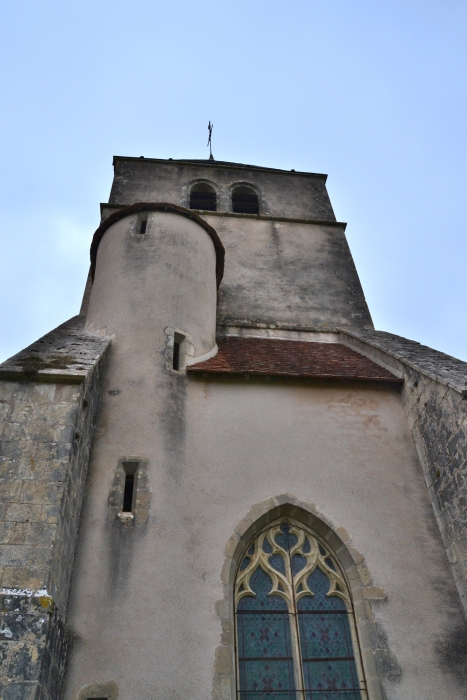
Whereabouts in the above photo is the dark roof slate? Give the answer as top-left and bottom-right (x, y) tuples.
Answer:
(342, 329), (467, 395)
(0, 316), (111, 383)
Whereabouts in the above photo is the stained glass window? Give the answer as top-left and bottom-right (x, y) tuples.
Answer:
(235, 522), (364, 700)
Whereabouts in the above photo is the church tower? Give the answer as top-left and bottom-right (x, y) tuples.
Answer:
(1, 157), (466, 699)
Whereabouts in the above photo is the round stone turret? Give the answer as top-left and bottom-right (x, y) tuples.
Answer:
(86, 203), (224, 367)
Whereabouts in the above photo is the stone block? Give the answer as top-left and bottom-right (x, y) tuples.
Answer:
(215, 598), (230, 623)
(40, 503), (60, 525)
(211, 673), (233, 700)
(24, 523), (57, 547)
(220, 555), (233, 585)
(234, 515), (254, 538)
(0, 402), (11, 421)
(447, 430), (464, 458)
(21, 481), (64, 506)
(0, 544), (53, 569)
(334, 526), (351, 545)
(214, 645), (231, 674)
(357, 562), (373, 586)
(9, 403), (35, 424)
(1, 503), (43, 523)
(0, 480), (22, 503)
(0, 457), (16, 479)
(362, 586), (387, 600)
(0, 522), (27, 545)
(0, 681), (39, 700)
(365, 675), (385, 700)
(6, 641), (45, 681)
(2, 566), (47, 589)
(246, 497), (279, 522)
(224, 534), (241, 559)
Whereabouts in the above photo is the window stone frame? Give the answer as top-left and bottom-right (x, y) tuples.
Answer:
(212, 495), (392, 700)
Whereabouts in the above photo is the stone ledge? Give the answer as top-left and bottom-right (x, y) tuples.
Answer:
(0, 315), (111, 385)
(100, 201), (345, 228)
(340, 328), (467, 396)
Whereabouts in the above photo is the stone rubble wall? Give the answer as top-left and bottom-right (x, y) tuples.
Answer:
(341, 329), (467, 613)
(0, 319), (110, 700)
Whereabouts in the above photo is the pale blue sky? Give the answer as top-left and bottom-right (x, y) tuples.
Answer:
(1, 0), (466, 361)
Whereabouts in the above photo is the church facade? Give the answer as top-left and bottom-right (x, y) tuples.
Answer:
(1, 157), (467, 699)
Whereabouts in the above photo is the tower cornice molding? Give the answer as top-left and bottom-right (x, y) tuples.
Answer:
(100, 202), (347, 230)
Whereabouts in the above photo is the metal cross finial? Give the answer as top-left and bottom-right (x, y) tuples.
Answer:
(207, 121), (214, 160)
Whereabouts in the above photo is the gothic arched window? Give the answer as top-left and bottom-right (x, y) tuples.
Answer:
(232, 186), (259, 214)
(189, 183), (217, 211)
(235, 521), (365, 700)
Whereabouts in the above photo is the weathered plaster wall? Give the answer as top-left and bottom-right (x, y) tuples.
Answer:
(109, 158), (336, 221)
(341, 330), (467, 620)
(97, 158), (373, 332)
(203, 215), (372, 331)
(0, 319), (110, 700)
(63, 373), (466, 700)
(86, 210), (219, 360)
(96, 209), (372, 332)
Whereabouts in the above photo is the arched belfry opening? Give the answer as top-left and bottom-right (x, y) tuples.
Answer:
(234, 519), (367, 700)
(190, 182), (217, 211)
(232, 185), (259, 214)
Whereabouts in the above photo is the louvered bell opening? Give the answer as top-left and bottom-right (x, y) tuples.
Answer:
(232, 191), (259, 214)
(190, 190), (217, 211)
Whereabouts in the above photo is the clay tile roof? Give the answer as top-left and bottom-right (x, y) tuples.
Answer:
(187, 337), (402, 383)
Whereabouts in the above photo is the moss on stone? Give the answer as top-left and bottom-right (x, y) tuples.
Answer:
(19, 354), (76, 375)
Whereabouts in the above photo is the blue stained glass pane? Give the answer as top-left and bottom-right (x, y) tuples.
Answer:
(302, 659), (360, 694)
(237, 612), (293, 658)
(239, 660), (296, 693)
(325, 557), (336, 572)
(304, 693), (361, 700)
(248, 545), (255, 555)
(270, 554), (286, 575)
(302, 537), (311, 554)
(237, 566), (296, 699)
(240, 557), (251, 571)
(262, 538), (273, 554)
(291, 554), (307, 575)
(238, 569), (287, 611)
(274, 523), (297, 551)
(298, 612), (354, 659)
(239, 693), (296, 700)
(297, 569), (361, 699)
(298, 570), (347, 611)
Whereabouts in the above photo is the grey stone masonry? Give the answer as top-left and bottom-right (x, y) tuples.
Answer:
(0, 316), (110, 700)
(340, 329), (467, 613)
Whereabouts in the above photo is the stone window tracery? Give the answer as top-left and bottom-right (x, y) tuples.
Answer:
(235, 521), (366, 700)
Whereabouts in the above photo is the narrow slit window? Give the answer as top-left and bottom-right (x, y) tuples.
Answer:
(232, 186), (259, 214)
(189, 183), (217, 211)
(121, 462), (138, 512)
(173, 332), (185, 371)
(139, 219), (148, 235)
(122, 474), (134, 511)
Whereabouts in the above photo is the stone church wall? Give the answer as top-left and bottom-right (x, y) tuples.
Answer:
(62, 375), (467, 700)
(0, 323), (109, 700)
(342, 330), (467, 618)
